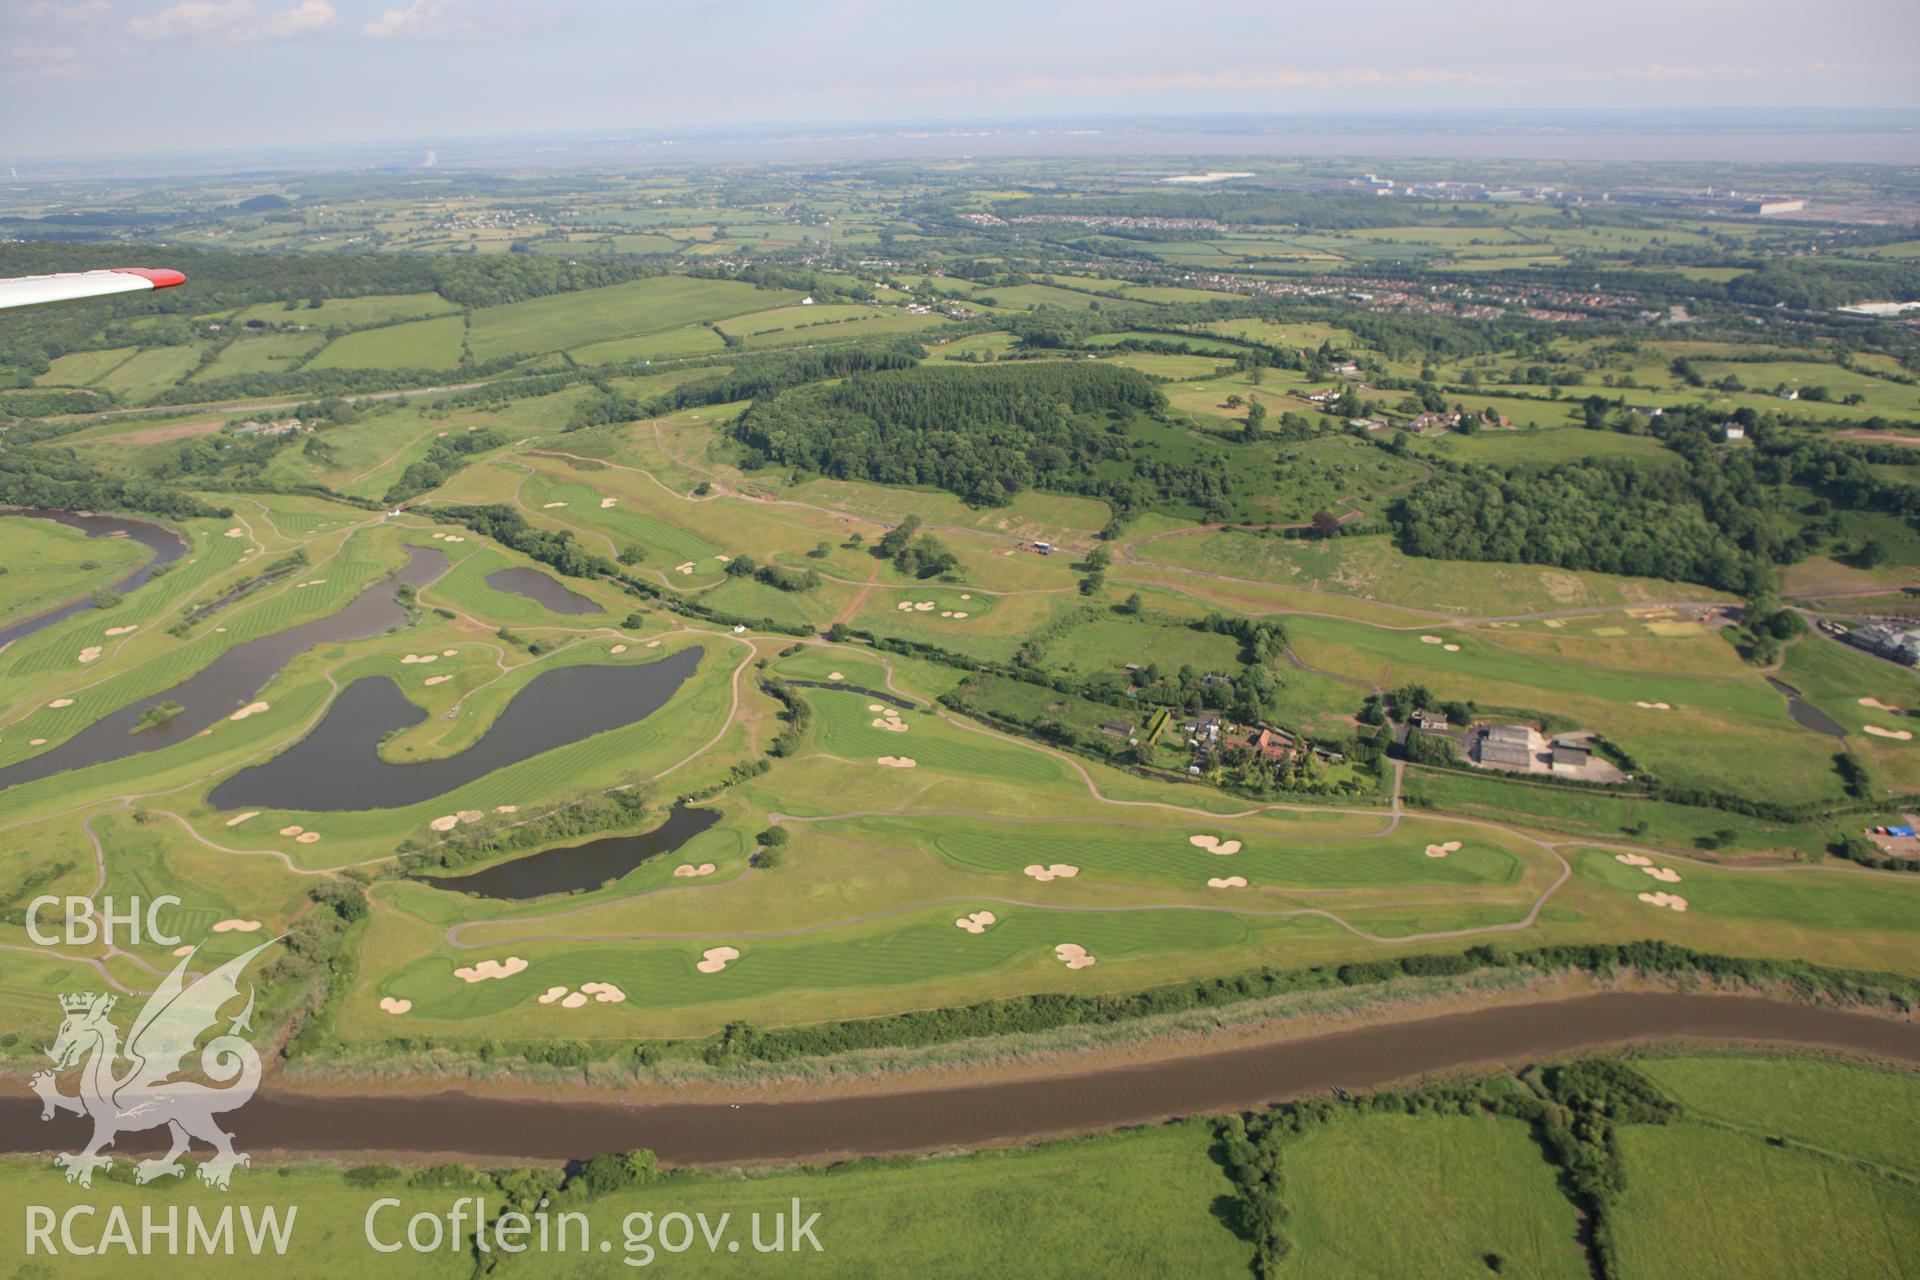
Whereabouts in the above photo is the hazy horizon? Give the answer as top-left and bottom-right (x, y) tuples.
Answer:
(4, 0), (1917, 159)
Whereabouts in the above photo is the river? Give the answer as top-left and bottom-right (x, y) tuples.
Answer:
(6, 993), (1913, 1166)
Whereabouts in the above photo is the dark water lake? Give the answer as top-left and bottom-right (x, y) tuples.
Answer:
(207, 646), (701, 811)
(419, 801), (720, 899)
(0, 547), (448, 793)
(485, 567), (600, 615)
(7, 993), (1913, 1166)
(1768, 676), (1849, 738)
(0, 509), (188, 649)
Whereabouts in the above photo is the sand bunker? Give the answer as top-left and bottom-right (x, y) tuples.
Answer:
(47, 698), (72, 708)
(457, 809), (484, 823)
(1207, 876), (1249, 888)
(229, 700), (270, 721)
(429, 814), (461, 832)
(542, 501), (567, 509)
(1424, 840), (1463, 858)
(561, 992), (589, 1008)
(172, 945), (193, 957)
(296, 832), (320, 844)
(914, 601), (935, 612)
(423, 674), (452, 686)
(1188, 835), (1243, 856)
(224, 811), (259, 827)
(378, 997), (411, 1015)
(223, 528), (244, 538)
(600, 497), (618, 509)
(877, 755), (917, 768)
(961, 594), (972, 600)
(211, 919), (262, 933)
(1865, 725), (1914, 741)
(951, 612), (968, 619)
(646, 640), (660, 648)
(672, 863), (717, 878)
(399, 653), (439, 665)
(443, 535), (465, 543)
(442, 649), (457, 657)
(279, 825), (303, 836)
(580, 981), (626, 1003)
(1635, 701), (1672, 710)
(715, 555), (731, 563)
(1023, 863), (1079, 881)
(1443, 644), (1461, 652)
(1642, 866), (1682, 883)
(536, 986), (569, 1005)
(828, 671), (844, 680)
(103, 625), (137, 637)
(1860, 698), (1906, 714)
(76, 647), (102, 664)
(896, 601), (913, 611)
(453, 957), (528, 983)
(872, 714), (910, 732)
(495, 805), (518, 814)
(696, 946), (740, 974)
(1055, 943), (1096, 970)
(1420, 635), (1444, 644)
(676, 562), (695, 575)
(1615, 853), (1653, 867)
(1637, 891), (1690, 912)
(955, 910), (997, 933)
(29, 738), (46, 746)
(611, 644), (627, 654)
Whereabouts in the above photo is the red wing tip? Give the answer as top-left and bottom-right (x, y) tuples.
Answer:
(111, 267), (187, 289)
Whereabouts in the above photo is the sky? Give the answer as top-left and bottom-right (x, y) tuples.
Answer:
(3, 0), (1918, 158)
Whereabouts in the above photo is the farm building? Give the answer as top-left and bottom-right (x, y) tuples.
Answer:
(1477, 724), (1535, 769)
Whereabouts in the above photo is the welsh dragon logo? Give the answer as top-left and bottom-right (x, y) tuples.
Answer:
(31, 937), (277, 1190)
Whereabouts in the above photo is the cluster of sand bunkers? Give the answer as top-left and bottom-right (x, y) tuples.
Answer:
(1858, 701), (1913, 741)
(1418, 635), (1463, 653)
(876, 755), (918, 768)
(454, 956), (528, 982)
(1635, 701), (1673, 711)
(401, 649), (458, 665)
(672, 862), (716, 878)
(1024, 863), (1079, 881)
(539, 982), (628, 1007)
(1207, 875), (1248, 889)
(278, 824), (322, 844)
(1188, 834), (1242, 855)
(895, 599), (971, 619)
(955, 910), (996, 933)
(1618, 853), (1689, 911)
(426, 531), (466, 543)
(75, 646), (102, 664)
(428, 804), (519, 833)
(1425, 840), (1463, 858)
(870, 704), (910, 733)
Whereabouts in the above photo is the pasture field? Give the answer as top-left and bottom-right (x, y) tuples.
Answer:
(1277, 1112), (1587, 1280)
(92, 344), (207, 401)
(306, 314), (467, 370)
(0, 1120), (1247, 1279)
(1611, 1122), (1920, 1280)
(468, 277), (791, 361)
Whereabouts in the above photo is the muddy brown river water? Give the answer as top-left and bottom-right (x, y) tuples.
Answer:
(7, 993), (1915, 1166)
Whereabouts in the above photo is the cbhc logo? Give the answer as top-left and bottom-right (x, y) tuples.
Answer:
(26, 896), (181, 946)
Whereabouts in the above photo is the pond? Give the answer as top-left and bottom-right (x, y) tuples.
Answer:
(484, 566), (600, 615)
(419, 802), (720, 899)
(207, 646), (701, 811)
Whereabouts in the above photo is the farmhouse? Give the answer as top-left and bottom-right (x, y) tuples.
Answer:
(1249, 726), (1295, 760)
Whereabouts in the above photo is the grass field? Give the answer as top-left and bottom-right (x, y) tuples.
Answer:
(306, 315), (467, 370)
(1278, 1112), (1587, 1279)
(0, 516), (148, 625)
